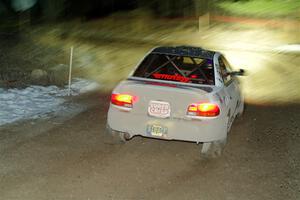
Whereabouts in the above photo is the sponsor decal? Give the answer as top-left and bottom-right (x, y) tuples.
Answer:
(152, 73), (190, 83)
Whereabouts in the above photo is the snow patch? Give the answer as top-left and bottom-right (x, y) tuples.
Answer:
(0, 78), (101, 126)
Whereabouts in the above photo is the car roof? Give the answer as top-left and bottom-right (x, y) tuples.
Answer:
(151, 46), (216, 59)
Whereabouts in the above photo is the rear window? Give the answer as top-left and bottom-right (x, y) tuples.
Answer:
(132, 53), (214, 85)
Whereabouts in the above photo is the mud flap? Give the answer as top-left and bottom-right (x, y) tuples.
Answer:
(104, 124), (127, 144)
(200, 139), (227, 158)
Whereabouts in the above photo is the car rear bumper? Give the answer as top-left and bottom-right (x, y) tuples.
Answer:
(107, 105), (227, 143)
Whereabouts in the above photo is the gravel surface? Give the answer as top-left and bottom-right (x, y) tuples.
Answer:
(0, 91), (299, 200)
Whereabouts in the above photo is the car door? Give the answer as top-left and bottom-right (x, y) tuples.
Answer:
(218, 56), (239, 127)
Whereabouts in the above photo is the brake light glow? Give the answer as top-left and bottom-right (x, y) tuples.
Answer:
(187, 103), (220, 117)
(111, 93), (134, 108)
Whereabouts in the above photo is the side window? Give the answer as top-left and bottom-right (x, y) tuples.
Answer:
(218, 56), (232, 85)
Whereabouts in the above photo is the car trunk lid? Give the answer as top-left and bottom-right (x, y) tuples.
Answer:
(113, 79), (214, 119)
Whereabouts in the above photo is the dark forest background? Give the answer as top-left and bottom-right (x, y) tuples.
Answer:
(0, 0), (220, 22)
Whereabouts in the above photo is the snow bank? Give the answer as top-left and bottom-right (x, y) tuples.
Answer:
(0, 78), (101, 126)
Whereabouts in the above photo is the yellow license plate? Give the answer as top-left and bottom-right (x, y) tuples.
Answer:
(147, 124), (167, 137)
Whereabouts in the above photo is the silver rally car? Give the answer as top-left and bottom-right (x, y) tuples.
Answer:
(107, 46), (245, 156)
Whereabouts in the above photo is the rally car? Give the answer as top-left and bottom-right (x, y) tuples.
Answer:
(107, 46), (245, 156)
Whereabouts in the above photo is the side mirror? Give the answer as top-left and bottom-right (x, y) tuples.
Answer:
(229, 69), (245, 76)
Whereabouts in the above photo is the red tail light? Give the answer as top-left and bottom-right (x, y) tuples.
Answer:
(187, 103), (220, 117)
(111, 93), (134, 108)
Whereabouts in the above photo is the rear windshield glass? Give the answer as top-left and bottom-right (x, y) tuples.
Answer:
(132, 53), (214, 85)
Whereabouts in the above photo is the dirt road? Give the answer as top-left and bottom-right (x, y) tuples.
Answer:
(0, 90), (299, 200)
